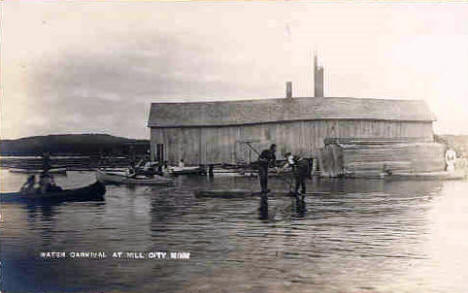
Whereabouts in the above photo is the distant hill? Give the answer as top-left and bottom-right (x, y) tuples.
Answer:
(0, 134), (149, 156)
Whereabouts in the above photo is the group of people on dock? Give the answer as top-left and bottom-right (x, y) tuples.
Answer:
(257, 144), (311, 198)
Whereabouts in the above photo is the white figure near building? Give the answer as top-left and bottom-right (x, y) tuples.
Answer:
(445, 148), (457, 172)
(178, 159), (185, 168)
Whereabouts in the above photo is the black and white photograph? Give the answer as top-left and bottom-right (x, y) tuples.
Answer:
(1, 0), (468, 292)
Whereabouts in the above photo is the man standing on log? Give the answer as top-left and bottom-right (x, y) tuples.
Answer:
(257, 144), (277, 194)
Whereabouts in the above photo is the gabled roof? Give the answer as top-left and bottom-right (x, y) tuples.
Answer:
(148, 97), (436, 128)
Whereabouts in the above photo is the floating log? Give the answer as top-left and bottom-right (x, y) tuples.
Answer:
(194, 189), (257, 198)
(388, 170), (466, 180)
(194, 189), (329, 198)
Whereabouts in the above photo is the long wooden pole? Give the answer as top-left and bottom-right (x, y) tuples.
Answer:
(243, 142), (260, 156)
(242, 142), (294, 192)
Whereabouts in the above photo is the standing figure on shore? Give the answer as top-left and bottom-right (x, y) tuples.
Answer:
(257, 144), (277, 194)
(445, 147), (457, 172)
(42, 152), (51, 172)
(178, 159), (185, 168)
(283, 152), (309, 198)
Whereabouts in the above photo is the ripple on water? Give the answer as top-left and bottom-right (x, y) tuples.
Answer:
(1, 171), (468, 292)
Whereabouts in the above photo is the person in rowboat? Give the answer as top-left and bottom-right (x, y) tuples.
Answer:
(37, 171), (62, 193)
(133, 156), (157, 177)
(142, 161), (155, 176)
(127, 163), (137, 178)
(39, 172), (52, 194)
(20, 175), (36, 194)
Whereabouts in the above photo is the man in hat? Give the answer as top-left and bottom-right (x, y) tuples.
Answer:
(283, 152), (309, 198)
(257, 144), (277, 194)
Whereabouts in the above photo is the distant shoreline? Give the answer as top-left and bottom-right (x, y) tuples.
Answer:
(1, 133), (467, 157)
(0, 133), (149, 157)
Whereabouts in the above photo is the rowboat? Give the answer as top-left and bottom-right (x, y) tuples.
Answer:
(9, 167), (67, 175)
(96, 169), (174, 186)
(1, 181), (105, 203)
(168, 166), (204, 175)
(99, 167), (129, 172)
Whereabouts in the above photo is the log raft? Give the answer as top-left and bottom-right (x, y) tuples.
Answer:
(194, 189), (329, 198)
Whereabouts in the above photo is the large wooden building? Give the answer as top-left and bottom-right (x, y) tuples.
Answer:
(147, 96), (436, 165)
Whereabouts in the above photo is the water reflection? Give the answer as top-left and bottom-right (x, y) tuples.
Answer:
(258, 195), (269, 220)
(294, 196), (306, 218)
(3, 170), (468, 293)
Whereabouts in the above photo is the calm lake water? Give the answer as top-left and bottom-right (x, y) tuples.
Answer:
(1, 169), (468, 293)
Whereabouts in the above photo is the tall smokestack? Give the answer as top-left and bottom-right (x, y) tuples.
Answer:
(286, 81), (292, 99)
(314, 54), (324, 97)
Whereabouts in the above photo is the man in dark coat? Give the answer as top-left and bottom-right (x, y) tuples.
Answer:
(257, 144), (277, 194)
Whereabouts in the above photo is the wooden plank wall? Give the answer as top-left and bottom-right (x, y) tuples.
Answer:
(151, 120), (434, 165)
(319, 142), (446, 178)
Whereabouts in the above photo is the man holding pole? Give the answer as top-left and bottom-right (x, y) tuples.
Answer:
(257, 144), (277, 195)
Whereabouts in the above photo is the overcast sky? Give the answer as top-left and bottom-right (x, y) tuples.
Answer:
(2, 0), (468, 139)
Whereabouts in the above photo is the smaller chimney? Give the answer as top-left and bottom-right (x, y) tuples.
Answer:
(286, 81), (292, 99)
